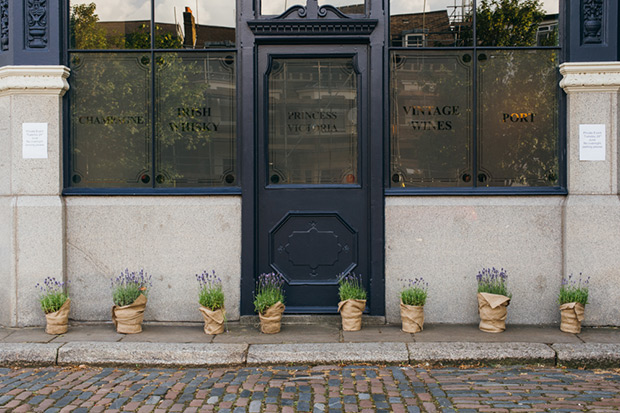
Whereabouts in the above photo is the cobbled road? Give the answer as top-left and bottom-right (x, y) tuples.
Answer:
(1, 365), (620, 412)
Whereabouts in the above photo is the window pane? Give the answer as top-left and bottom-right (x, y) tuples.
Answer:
(390, 0), (472, 47)
(69, 0), (151, 49)
(69, 53), (152, 187)
(477, 50), (559, 187)
(476, 0), (559, 46)
(155, 53), (236, 187)
(317, 0), (365, 15)
(155, 0), (235, 49)
(262, 0), (306, 15)
(390, 51), (473, 188)
(268, 58), (358, 185)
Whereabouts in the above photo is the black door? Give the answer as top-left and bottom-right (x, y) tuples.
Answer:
(255, 45), (370, 313)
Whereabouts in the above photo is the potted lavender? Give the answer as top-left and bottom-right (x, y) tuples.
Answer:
(337, 272), (367, 331)
(559, 273), (589, 333)
(400, 278), (428, 333)
(111, 269), (152, 334)
(197, 270), (226, 335)
(36, 277), (70, 335)
(476, 267), (511, 333)
(253, 272), (286, 334)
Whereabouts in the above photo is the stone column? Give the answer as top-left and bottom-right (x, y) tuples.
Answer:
(560, 62), (620, 325)
(0, 65), (69, 327)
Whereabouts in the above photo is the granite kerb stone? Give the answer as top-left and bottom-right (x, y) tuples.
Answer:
(408, 342), (556, 366)
(0, 343), (62, 366)
(56, 342), (248, 367)
(246, 342), (409, 365)
(553, 343), (620, 368)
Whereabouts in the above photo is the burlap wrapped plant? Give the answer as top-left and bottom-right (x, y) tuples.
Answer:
(400, 302), (424, 333)
(45, 299), (71, 335)
(259, 301), (285, 334)
(36, 277), (70, 335)
(111, 269), (152, 334)
(197, 270), (226, 335)
(400, 278), (428, 333)
(199, 306), (226, 335)
(559, 273), (589, 334)
(254, 272), (286, 334)
(560, 302), (585, 333)
(476, 268), (511, 333)
(477, 292), (510, 333)
(112, 294), (147, 334)
(338, 273), (367, 332)
(338, 299), (366, 331)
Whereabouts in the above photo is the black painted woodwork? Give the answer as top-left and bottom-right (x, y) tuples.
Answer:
(240, 0), (386, 315)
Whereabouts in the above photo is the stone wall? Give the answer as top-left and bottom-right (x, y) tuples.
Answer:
(385, 197), (564, 324)
(65, 196), (242, 322)
(0, 66), (69, 326)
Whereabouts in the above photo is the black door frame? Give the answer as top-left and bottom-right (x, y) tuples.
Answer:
(239, 0), (385, 316)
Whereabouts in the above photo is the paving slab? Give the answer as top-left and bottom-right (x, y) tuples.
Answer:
(119, 324), (212, 343)
(213, 323), (340, 344)
(577, 327), (620, 343)
(0, 328), (56, 343)
(413, 324), (582, 343)
(247, 342), (409, 365)
(0, 329), (12, 341)
(342, 325), (414, 342)
(57, 341), (248, 367)
(0, 343), (61, 366)
(48, 324), (124, 343)
(553, 343), (620, 368)
(408, 342), (556, 366)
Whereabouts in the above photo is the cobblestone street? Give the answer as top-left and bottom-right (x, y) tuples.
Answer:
(1, 364), (620, 412)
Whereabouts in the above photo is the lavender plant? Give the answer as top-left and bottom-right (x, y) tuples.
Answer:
(253, 272), (285, 314)
(401, 278), (428, 307)
(36, 277), (69, 314)
(197, 270), (224, 310)
(559, 273), (589, 306)
(111, 269), (152, 307)
(338, 272), (367, 301)
(476, 267), (511, 298)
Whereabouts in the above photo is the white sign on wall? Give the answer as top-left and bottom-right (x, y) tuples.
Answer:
(22, 123), (48, 159)
(579, 124), (606, 161)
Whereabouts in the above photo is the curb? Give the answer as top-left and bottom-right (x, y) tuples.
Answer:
(0, 343), (61, 366)
(57, 342), (248, 367)
(247, 343), (409, 365)
(1, 342), (619, 369)
(553, 343), (620, 368)
(408, 342), (556, 366)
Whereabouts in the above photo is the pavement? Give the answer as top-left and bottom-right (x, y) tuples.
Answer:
(1, 319), (620, 369)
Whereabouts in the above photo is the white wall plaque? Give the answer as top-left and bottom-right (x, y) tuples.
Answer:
(579, 124), (606, 161)
(22, 123), (48, 159)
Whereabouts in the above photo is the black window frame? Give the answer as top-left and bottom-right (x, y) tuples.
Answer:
(62, 0), (241, 195)
(385, 0), (567, 196)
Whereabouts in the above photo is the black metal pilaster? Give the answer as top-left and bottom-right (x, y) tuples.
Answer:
(567, 0), (618, 62)
(0, 0), (61, 67)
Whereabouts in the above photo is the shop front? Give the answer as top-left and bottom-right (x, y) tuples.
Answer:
(2, 0), (620, 327)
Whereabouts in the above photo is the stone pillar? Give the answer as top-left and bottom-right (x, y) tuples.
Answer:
(560, 62), (620, 325)
(0, 65), (69, 327)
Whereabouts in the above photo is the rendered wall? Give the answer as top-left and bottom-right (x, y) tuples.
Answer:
(65, 196), (242, 322)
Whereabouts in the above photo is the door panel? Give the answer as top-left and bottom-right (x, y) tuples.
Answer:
(257, 45), (369, 313)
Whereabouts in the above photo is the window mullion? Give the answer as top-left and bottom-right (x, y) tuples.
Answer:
(150, 0), (156, 188)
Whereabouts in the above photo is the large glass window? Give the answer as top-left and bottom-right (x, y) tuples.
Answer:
(390, 0), (561, 190)
(68, 0), (236, 190)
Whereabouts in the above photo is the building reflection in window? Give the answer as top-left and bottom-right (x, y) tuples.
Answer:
(70, 0), (235, 50)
